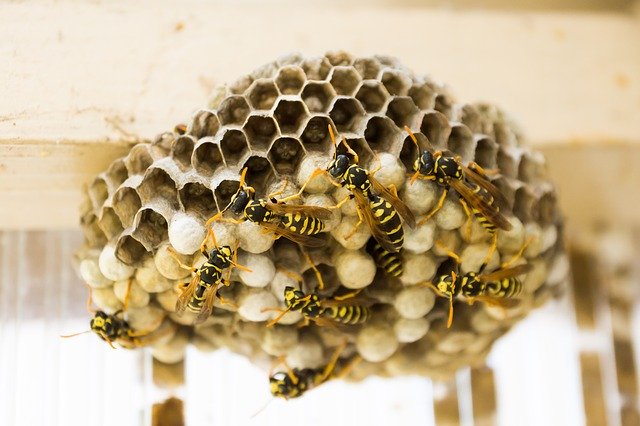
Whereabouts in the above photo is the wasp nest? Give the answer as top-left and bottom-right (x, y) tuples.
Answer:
(77, 52), (566, 380)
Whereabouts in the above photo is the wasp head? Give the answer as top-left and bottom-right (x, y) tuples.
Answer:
(228, 188), (252, 214)
(414, 150), (436, 177)
(269, 372), (297, 399)
(283, 286), (307, 310)
(90, 311), (118, 340)
(435, 273), (457, 298)
(327, 154), (350, 179)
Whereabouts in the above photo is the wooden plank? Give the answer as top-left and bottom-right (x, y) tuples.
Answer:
(580, 353), (608, 426)
(471, 366), (497, 426)
(433, 379), (461, 425)
(2, 1), (640, 229)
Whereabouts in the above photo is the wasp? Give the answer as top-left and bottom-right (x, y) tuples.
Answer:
(424, 241), (532, 328)
(366, 237), (403, 277)
(281, 125), (415, 253)
(207, 167), (333, 248)
(265, 285), (372, 328)
(169, 230), (250, 324)
(405, 126), (511, 259)
(269, 341), (360, 399)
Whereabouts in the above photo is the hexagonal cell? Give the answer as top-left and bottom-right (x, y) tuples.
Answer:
(336, 137), (374, 167)
(494, 122), (518, 148)
(81, 213), (108, 248)
(192, 139), (224, 176)
(267, 137), (305, 175)
(115, 234), (148, 266)
(409, 83), (437, 110)
(329, 66), (361, 96)
(273, 98), (309, 135)
(399, 134), (420, 171)
(276, 52), (303, 67)
(213, 175), (241, 212)
(460, 105), (482, 134)
(517, 154), (539, 183)
(241, 155), (276, 192)
(381, 69), (412, 96)
(328, 97), (366, 133)
(536, 191), (558, 226)
(112, 186), (142, 228)
(497, 148), (519, 179)
(229, 75), (253, 95)
(301, 82), (336, 113)
(133, 207), (169, 250)
(353, 57), (381, 80)
(219, 129), (250, 166)
(301, 56), (332, 81)
(513, 187), (535, 224)
(300, 115), (333, 153)
(190, 109), (220, 139)
(364, 116), (402, 153)
(491, 176), (516, 208)
(217, 95), (251, 126)
(386, 97), (419, 128)
(447, 125), (476, 162)
(473, 137), (498, 170)
(171, 135), (195, 169)
(243, 114), (279, 151)
(275, 65), (306, 95)
(124, 144), (153, 175)
(179, 182), (216, 219)
(246, 79), (279, 110)
(106, 160), (128, 188)
(435, 94), (454, 118)
(98, 207), (124, 240)
(137, 167), (179, 208)
(325, 51), (353, 66)
(355, 81), (390, 113)
(88, 177), (109, 211)
(420, 111), (452, 150)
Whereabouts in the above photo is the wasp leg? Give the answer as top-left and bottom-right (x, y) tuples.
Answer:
(418, 188), (448, 225)
(122, 278), (133, 311)
(328, 193), (353, 211)
(332, 289), (362, 301)
(268, 178), (290, 200)
(167, 248), (198, 273)
(344, 205), (365, 240)
(479, 233), (498, 272)
(215, 285), (238, 309)
(434, 240), (462, 264)
(335, 355), (362, 379)
(317, 340), (348, 383)
(85, 287), (95, 313)
(499, 236), (534, 269)
(299, 249), (325, 290)
(468, 161), (498, 177)
(458, 198), (474, 241)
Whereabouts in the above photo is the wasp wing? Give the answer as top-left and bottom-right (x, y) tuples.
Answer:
(265, 202), (333, 220)
(194, 285), (218, 325)
(462, 164), (509, 207)
(449, 178), (512, 231)
(368, 174), (416, 228)
(478, 264), (532, 282)
(351, 190), (400, 253)
(175, 274), (200, 317)
(260, 221), (328, 247)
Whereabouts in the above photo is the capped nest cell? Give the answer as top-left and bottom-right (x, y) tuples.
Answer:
(76, 52), (567, 383)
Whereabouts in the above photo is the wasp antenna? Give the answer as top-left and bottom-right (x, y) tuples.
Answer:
(447, 296), (454, 328)
(404, 126), (420, 147)
(239, 167), (248, 189)
(327, 124), (337, 147)
(60, 330), (92, 339)
(250, 397), (276, 419)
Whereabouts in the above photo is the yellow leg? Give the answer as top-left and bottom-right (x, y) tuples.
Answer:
(332, 289), (361, 301)
(369, 151), (382, 175)
(500, 236), (534, 269)
(344, 206), (364, 240)
(458, 199), (474, 241)
(335, 355), (362, 379)
(434, 240), (461, 264)
(122, 278), (133, 311)
(277, 169), (334, 203)
(318, 340), (348, 383)
(418, 188), (447, 225)
(300, 248), (325, 290)
(268, 178), (290, 200)
(167, 247), (197, 273)
(85, 287), (95, 313)
(479, 233), (498, 272)
(328, 194), (353, 211)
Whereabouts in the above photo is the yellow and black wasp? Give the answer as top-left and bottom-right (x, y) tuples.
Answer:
(405, 126), (511, 258)
(265, 286), (372, 328)
(207, 167), (333, 248)
(424, 242), (531, 328)
(366, 237), (403, 277)
(170, 230), (250, 325)
(269, 341), (361, 399)
(283, 125), (415, 253)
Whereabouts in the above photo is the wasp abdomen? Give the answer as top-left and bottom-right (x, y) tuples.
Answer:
(369, 194), (404, 252)
(366, 238), (403, 277)
(324, 305), (370, 325)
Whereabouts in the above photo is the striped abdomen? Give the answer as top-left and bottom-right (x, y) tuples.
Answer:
(281, 212), (326, 235)
(467, 182), (498, 235)
(323, 305), (370, 325)
(366, 238), (403, 277)
(369, 194), (404, 252)
(484, 278), (522, 298)
(186, 281), (216, 313)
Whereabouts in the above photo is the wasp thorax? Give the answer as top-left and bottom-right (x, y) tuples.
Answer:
(328, 154), (350, 178)
(215, 246), (234, 267)
(437, 157), (463, 182)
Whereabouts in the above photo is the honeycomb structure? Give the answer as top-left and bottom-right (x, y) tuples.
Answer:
(77, 52), (567, 380)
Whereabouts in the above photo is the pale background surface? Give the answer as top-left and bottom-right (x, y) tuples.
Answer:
(1, 1), (640, 425)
